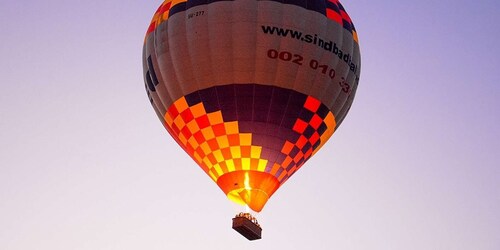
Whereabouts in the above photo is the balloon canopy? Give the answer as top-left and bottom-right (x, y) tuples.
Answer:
(143, 0), (360, 212)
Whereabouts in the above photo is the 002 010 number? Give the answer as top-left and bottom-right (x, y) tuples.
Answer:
(266, 49), (336, 80)
(267, 49), (304, 65)
(309, 59), (336, 79)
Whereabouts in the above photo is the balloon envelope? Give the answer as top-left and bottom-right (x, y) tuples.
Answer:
(143, 0), (360, 212)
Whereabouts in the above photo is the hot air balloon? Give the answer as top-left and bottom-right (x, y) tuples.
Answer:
(142, 0), (360, 237)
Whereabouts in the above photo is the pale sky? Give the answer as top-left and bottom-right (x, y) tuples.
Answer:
(0, 0), (499, 249)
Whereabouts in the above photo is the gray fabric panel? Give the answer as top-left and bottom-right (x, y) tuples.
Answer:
(143, 0), (361, 125)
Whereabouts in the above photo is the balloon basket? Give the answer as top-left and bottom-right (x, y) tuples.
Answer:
(232, 213), (262, 241)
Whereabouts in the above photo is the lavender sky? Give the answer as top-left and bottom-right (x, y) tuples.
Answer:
(0, 0), (499, 249)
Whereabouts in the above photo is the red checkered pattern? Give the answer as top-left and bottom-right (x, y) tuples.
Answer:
(326, 0), (359, 43)
(270, 96), (336, 182)
(164, 97), (268, 181)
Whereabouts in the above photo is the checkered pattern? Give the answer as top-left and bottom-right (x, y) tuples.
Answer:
(326, 0), (359, 43)
(164, 97), (268, 181)
(146, 1), (174, 36)
(163, 85), (337, 185)
(269, 96), (336, 182)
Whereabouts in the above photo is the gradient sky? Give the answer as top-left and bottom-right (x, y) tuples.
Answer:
(1, 0), (499, 249)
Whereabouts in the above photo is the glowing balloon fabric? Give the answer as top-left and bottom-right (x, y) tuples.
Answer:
(143, 0), (360, 212)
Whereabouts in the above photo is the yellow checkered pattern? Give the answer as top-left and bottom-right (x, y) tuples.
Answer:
(164, 97), (268, 181)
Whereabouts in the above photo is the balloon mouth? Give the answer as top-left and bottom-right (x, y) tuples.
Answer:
(227, 188), (269, 212)
(217, 171), (280, 212)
